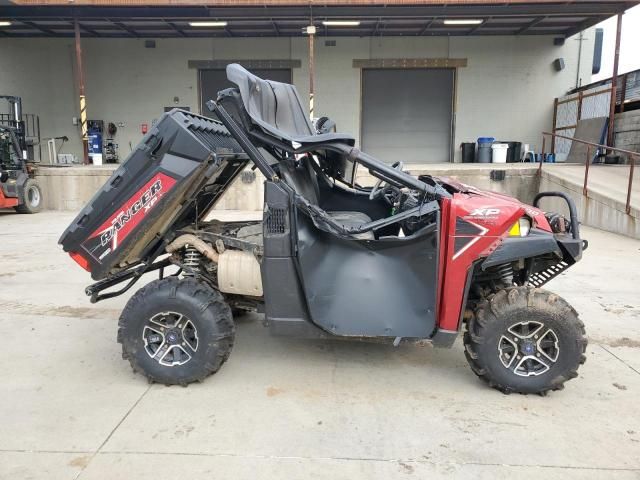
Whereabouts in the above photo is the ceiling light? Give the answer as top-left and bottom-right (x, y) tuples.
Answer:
(443, 19), (483, 25)
(322, 20), (361, 27)
(0, 21), (12, 27)
(189, 21), (227, 27)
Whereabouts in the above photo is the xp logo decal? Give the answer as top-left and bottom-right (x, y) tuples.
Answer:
(83, 173), (176, 262)
(468, 208), (500, 217)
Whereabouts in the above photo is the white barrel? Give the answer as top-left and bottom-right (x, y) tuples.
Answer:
(491, 143), (509, 163)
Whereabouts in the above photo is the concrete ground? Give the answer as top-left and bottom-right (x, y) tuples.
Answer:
(1, 211), (640, 480)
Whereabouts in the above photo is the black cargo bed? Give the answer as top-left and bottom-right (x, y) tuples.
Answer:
(59, 109), (249, 280)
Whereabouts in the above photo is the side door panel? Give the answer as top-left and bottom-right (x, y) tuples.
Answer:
(295, 213), (439, 338)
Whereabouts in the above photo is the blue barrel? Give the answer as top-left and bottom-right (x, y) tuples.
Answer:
(477, 137), (495, 163)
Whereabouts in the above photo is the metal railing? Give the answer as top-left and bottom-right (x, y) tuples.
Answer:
(540, 131), (639, 215)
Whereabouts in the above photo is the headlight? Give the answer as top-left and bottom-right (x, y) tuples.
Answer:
(508, 217), (531, 237)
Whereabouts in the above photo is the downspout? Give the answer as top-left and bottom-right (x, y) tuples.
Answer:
(575, 30), (583, 89)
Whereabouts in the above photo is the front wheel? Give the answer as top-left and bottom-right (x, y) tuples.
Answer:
(14, 178), (42, 214)
(464, 286), (587, 395)
(118, 277), (235, 386)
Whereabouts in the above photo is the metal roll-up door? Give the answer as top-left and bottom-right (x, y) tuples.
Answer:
(361, 68), (454, 163)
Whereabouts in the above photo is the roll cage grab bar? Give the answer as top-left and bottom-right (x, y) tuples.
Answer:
(207, 100), (449, 237)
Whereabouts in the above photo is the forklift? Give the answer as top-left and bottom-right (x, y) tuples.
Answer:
(0, 95), (43, 213)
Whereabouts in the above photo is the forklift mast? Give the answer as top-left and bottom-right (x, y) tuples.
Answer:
(0, 95), (27, 160)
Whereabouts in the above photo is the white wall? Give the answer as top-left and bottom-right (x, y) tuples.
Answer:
(0, 32), (593, 164)
(0, 39), (78, 159)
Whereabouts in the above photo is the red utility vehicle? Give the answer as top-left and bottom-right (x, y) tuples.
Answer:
(60, 65), (587, 394)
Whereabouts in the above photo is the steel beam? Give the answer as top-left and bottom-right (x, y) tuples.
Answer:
(0, 4), (629, 20)
(467, 18), (487, 35)
(607, 13), (623, 149)
(74, 19), (89, 165)
(22, 21), (57, 35)
(112, 20), (140, 37)
(517, 16), (545, 34)
(168, 21), (187, 37)
(308, 28), (315, 120)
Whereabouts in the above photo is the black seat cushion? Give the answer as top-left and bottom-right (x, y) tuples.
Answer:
(226, 63), (354, 146)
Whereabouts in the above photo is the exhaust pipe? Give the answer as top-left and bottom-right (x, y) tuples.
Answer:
(166, 234), (219, 263)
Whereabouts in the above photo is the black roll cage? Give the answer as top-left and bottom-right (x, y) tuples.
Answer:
(207, 98), (450, 238)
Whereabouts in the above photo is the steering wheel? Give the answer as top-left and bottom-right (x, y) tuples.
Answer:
(369, 161), (404, 201)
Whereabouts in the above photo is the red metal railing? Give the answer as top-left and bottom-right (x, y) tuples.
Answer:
(540, 131), (639, 215)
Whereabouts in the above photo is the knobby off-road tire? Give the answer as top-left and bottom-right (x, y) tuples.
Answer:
(118, 277), (235, 386)
(464, 286), (587, 395)
(14, 178), (42, 214)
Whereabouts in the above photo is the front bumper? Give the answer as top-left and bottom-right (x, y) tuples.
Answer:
(481, 191), (587, 288)
(533, 191), (587, 263)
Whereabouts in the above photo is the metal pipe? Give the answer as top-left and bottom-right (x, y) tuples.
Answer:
(308, 28), (315, 120)
(543, 130), (638, 216)
(74, 19), (89, 165)
(576, 91), (584, 122)
(607, 13), (623, 150)
(538, 135), (546, 174)
(166, 234), (219, 263)
(575, 30), (584, 88)
(627, 155), (636, 214)
(542, 131), (639, 157)
(583, 146), (591, 195)
(551, 97), (558, 155)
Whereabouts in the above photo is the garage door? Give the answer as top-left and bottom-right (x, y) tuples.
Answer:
(199, 68), (292, 118)
(361, 69), (454, 163)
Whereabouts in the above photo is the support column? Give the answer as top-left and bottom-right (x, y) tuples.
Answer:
(607, 13), (623, 149)
(74, 19), (89, 164)
(305, 25), (316, 121)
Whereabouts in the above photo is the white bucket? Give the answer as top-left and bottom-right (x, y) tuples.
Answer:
(491, 143), (509, 163)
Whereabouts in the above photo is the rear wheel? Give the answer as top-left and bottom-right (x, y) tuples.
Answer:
(463, 286), (587, 395)
(118, 277), (235, 385)
(14, 178), (42, 214)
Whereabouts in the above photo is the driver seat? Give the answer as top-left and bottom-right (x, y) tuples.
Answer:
(279, 157), (374, 240)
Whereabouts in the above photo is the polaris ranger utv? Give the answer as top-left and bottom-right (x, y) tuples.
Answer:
(60, 64), (587, 394)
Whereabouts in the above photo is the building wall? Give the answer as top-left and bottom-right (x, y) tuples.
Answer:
(0, 33), (593, 164)
(614, 109), (640, 159)
(36, 163), (541, 212)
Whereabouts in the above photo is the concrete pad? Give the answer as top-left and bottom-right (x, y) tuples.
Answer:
(79, 452), (640, 480)
(0, 211), (138, 315)
(100, 323), (640, 470)
(549, 226), (640, 342)
(1, 212), (640, 479)
(0, 313), (149, 452)
(0, 451), (89, 480)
